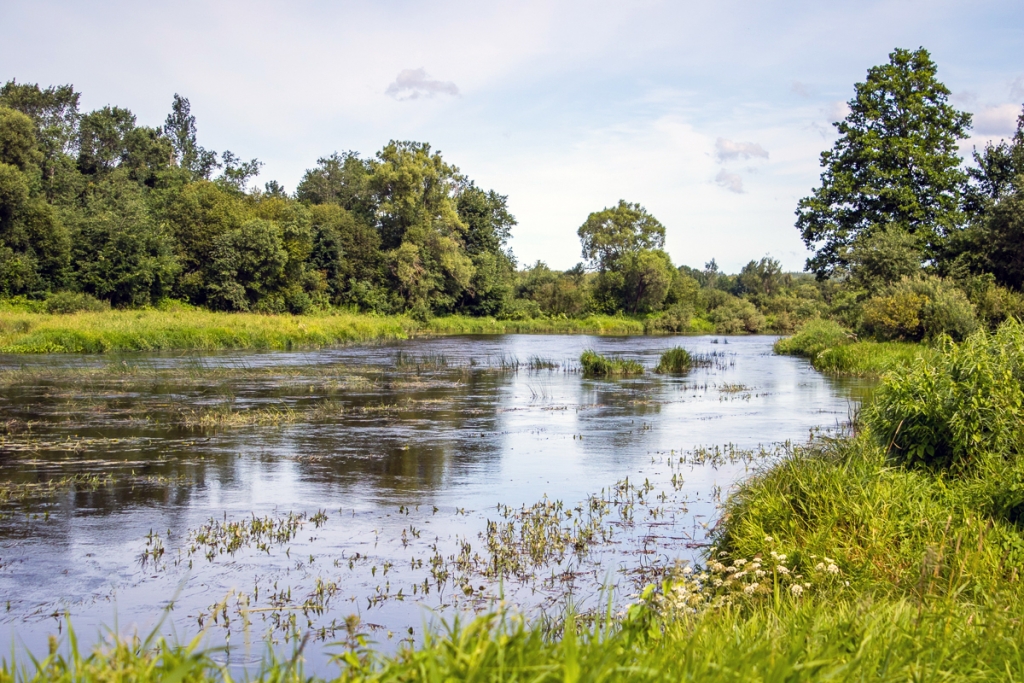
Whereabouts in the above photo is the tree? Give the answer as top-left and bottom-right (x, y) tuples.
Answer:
(964, 105), (1024, 211)
(796, 48), (971, 278)
(77, 106), (137, 175)
(577, 200), (665, 272)
(0, 81), (81, 199)
(370, 141), (474, 313)
(736, 256), (787, 297)
(295, 151), (375, 222)
(163, 94), (219, 180)
(216, 150), (262, 193)
(0, 107), (42, 173)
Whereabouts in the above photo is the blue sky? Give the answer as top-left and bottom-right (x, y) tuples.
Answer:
(2, 0), (1022, 271)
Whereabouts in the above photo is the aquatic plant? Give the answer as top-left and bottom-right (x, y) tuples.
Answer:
(655, 346), (692, 374)
(579, 350), (644, 376)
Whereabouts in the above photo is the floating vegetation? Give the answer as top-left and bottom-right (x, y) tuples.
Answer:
(527, 356), (560, 371)
(185, 510), (327, 560)
(656, 347), (692, 374)
(0, 473), (113, 506)
(580, 350), (644, 376)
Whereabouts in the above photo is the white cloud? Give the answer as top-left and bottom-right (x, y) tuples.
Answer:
(973, 103), (1021, 136)
(714, 138), (768, 162)
(715, 169), (744, 193)
(385, 68), (459, 100)
(825, 100), (850, 122)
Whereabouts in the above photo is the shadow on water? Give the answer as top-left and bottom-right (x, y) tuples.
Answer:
(0, 335), (871, 673)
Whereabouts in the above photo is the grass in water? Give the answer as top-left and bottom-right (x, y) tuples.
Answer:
(655, 346), (692, 374)
(579, 350), (645, 376)
(8, 321), (1024, 680)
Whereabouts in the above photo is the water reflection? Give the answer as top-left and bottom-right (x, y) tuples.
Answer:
(0, 334), (871, 672)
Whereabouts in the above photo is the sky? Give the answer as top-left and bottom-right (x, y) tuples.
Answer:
(1, 0), (1022, 272)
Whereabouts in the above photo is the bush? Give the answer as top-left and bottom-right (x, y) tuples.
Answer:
(644, 303), (692, 334)
(709, 297), (766, 334)
(580, 350), (644, 376)
(43, 291), (110, 314)
(865, 319), (1024, 472)
(861, 275), (977, 342)
(655, 346), (691, 374)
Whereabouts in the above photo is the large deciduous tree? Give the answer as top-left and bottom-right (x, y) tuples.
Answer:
(796, 48), (971, 279)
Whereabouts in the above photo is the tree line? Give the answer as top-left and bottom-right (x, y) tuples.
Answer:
(1, 47), (1022, 339)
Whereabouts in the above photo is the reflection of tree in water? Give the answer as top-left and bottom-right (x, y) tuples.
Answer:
(280, 369), (508, 493)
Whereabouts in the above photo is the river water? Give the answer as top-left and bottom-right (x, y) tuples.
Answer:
(0, 334), (868, 673)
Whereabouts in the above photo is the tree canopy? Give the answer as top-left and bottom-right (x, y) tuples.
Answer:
(796, 48), (971, 279)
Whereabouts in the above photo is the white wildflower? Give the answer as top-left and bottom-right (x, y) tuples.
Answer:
(815, 562), (825, 571)
(764, 535), (774, 542)
(725, 566), (738, 574)
(733, 571), (747, 580)
(777, 565), (790, 575)
(790, 584), (804, 597)
(803, 582), (811, 589)
(743, 583), (759, 594)
(682, 565), (693, 575)
(734, 559), (747, 568)
(754, 569), (766, 578)
(713, 579), (723, 588)
(826, 564), (840, 575)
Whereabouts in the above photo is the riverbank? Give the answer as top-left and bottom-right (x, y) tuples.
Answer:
(0, 308), (646, 353)
(8, 320), (1024, 680)
(773, 318), (934, 376)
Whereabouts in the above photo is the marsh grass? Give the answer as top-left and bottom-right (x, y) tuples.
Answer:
(579, 350), (645, 377)
(0, 311), (655, 355)
(775, 318), (934, 376)
(655, 346), (691, 374)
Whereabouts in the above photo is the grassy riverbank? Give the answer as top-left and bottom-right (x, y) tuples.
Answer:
(774, 318), (934, 376)
(0, 308), (645, 353)
(8, 320), (1024, 680)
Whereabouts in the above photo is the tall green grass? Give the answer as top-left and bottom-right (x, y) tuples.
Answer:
(10, 594), (1024, 682)
(655, 346), (692, 374)
(579, 350), (645, 376)
(774, 318), (934, 376)
(0, 310), (647, 354)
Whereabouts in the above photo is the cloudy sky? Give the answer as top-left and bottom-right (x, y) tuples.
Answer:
(2, 0), (1022, 272)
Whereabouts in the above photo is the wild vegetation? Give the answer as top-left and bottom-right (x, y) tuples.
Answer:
(3, 47), (1020, 351)
(7, 319), (1024, 682)
(3, 44), (1024, 682)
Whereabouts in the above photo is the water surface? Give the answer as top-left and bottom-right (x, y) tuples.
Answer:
(0, 335), (868, 671)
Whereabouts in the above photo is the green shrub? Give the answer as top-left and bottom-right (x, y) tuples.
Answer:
(644, 303), (693, 334)
(580, 350), (644, 376)
(861, 289), (925, 340)
(655, 346), (692, 374)
(43, 291), (110, 314)
(861, 275), (978, 342)
(866, 319), (1024, 471)
(709, 297), (766, 334)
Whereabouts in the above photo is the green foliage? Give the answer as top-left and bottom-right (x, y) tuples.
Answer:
(797, 48), (971, 278)
(847, 228), (923, 293)
(708, 296), (765, 334)
(773, 318), (851, 358)
(42, 291), (109, 314)
(580, 350), (644, 376)
(861, 275), (977, 341)
(0, 107), (42, 173)
(655, 346), (692, 374)
(866, 319), (1024, 472)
